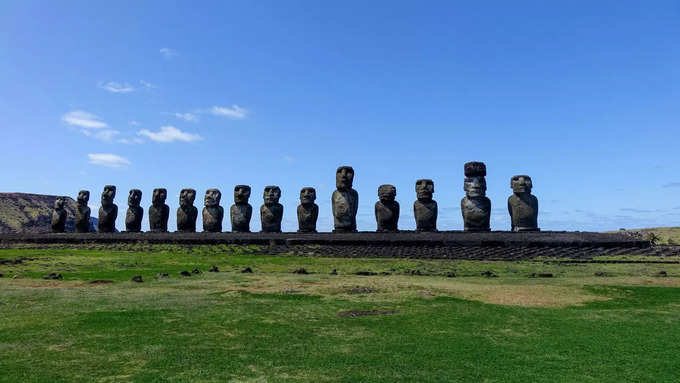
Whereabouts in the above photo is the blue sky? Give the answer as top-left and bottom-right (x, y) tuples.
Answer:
(1, 1), (679, 232)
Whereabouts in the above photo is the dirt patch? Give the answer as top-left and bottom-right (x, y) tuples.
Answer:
(337, 310), (397, 318)
(346, 286), (375, 295)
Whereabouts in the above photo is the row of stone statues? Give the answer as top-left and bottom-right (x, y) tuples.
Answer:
(51, 162), (539, 233)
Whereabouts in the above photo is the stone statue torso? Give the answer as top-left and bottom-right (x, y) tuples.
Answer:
(149, 204), (169, 232)
(332, 189), (358, 232)
(414, 200), (437, 231)
(260, 203), (283, 232)
(98, 205), (118, 233)
(461, 197), (491, 231)
(230, 203), (252, 232)
(125, 206), (144, 232)
(51, 209), (67, 233)
(203, 206), (224, 232)
(508, 194), (538, 231)
(375, 201), (399, 232)
(297, 203), (318, 232)
(75, 205), (91, 233)
(177, 205), (198, 232)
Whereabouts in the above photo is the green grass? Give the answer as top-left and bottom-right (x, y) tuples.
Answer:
(1, 247), (680, 382)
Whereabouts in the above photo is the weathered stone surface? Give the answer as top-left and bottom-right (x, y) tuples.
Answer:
(260, 186), (283, 233)
(51, 197), (67, 233)
(297, 187), (318, 233)
(125, 189), (143, 232)
(177, 188), (198, 232)
(202, 188), (223, 232)
(332, 166), (358, 233)
(230, 185), (252, 232)
(74, 190), (91, 233)
(375, 184), (399, 232)
(98, 185), (118, 233)
(414, 179), (437, 232)
(148, 188), (169, 232)
(508, 175), (539, 232)
(461, 162), (491, 231)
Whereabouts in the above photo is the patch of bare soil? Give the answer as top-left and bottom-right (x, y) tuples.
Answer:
(346, 286), (375, 295)
(337, 310), (397, 318)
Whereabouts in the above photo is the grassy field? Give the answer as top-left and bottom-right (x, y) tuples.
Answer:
(1, 246), (680, 382)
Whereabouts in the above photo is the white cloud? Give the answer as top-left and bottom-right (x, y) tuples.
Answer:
(174, 112), (199, 122)
(210, 105), (248, 119)
(88, 153), (131, 168)
(137, 126), (202, 143)
(160, 48), (177, 58)
(80, 129), (120, 141)
(118, 137), (145, 145)
(62, 110), (108, 129)
(99, 81), (135, 93)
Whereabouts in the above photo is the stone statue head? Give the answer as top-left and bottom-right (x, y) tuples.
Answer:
(127, 189), (142, 207)
(234, 185), (251, 204)
(101, 185), (116, 207)
(511, 175), (533, 194)
(263, 186), (281, 205)
(415, 179), (434, 201)
(300, 187), (317, 204)
(54, 197), (65, 210)
(179, 188), (196, 208)
(464, 177), (487, 198)
(336, 166), (354, 190)
(378, 184), (396, 202)
(152, 188), (167, 205)
(77, 190), (90, 205)
(204, 188), (222, 207)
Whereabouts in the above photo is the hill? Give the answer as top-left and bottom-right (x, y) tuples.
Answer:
(0, 192), (97, 233)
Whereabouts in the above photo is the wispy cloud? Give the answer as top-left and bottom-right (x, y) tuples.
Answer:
(137, 126), (202, 143)
(80, 129), (120, 142)
(210, 105), (248, 119)
(160, 48), (177, 58)
(174, 112), (199, 122)
(62, 110), (108, 129)
(662, 182), (680, 188)
(88, 153), (131, 168)
(99, 81), (135, 93)
(117, 137), (145, 145)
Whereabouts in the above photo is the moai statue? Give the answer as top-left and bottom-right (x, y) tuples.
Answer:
(177, 188), (198, 232)
(98, 185), (118, 233)
(461, 162), (491, 231)
(508, 175), (539, 232)
(74, 190), (91, 233)
(332, 166), (359, 233)
(375, 184), (399, 232)
(125, 189), (144, 232)
(414, 179), (437, 231)
(203, 188), (224, 232)
(297, 187), (318, 233)
(51, 197), (68, 233)
(148, 188), (169, 232)
(260, 186), (283, 232)
(230, 185), (252, 232)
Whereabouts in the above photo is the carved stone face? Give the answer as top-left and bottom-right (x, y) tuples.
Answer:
(336, 166), (354, 190)
(300, 187), (316, 204)
(152, 188), (167, 205)
(234, 185), (251, 204)
(415, 179), (434, 201)
(263, 186), (281, 205)
(101, 185), (116, 207)
(77, 190), (90, 205)
(511, 175), (532, 194)
(179, 188), (196, 208)
(128, 189), (142, 207)
(54, 197), (65, 210)
(378, 184), (396, 202)
(464, 176), (487, 198)
(205, 188), (222, 207)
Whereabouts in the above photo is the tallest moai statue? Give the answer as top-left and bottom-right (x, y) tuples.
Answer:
(332, 166), (358, 233)
(461, 162), (491, 231)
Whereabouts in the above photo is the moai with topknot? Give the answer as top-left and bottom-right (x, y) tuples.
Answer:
(74, 190), (91, 233)
(461, 162), (491, 231)
(231, 185), (252, 232)
(414, 179), (437, 232)
(332, 166), (359, 233)
(260, 186), (283, 233)
(297, 187), (318, 233)
(375, 184), (399, 232)
(148, 188), (169, 232)
(203, 188), (224, 232)
(98, 185), (118, 233)
(51, 197), (67, 233)
(508, 175), (539, 232)
(125, 189), (144, 232)
(177, 188), (198, 232)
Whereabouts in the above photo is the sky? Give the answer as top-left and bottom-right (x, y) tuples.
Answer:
(1, 1), (679, 232)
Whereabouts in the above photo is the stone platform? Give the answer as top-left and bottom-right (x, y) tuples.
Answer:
(0, 231), (661, 260)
